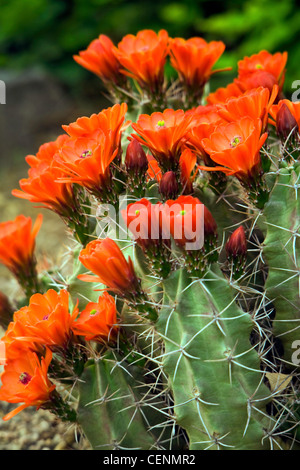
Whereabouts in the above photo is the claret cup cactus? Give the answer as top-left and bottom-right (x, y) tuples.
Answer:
(0, 30), (299, 451)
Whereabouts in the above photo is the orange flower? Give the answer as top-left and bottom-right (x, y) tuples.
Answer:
(24, 134), (70, 168)
(72, 292), (118, 342)
(236, 50), (287, 94)
(1, 319), (42, 362)
(11, 134), (84, 218)
(113, 29), (169, 93)
(179, 148), (198, 194)
(55, 132), (119, 201)
(8, 289), (78, 349)
(269, 99), (300, 138)
(185, 105), (224, 159)
(185, 104), (221, 126)
(78, 238), (140, 296)
(0, 347), (55, 421)
(164, 195), (204, 251)
(206, 82), (243, 106)
(235, 72), (278, 96)
(12, 162), (79, 218)
(169, 37), (226, 89)
(216, 86), (278, 130)
(199, 117), (268, 181)
(122, 198), (154, 250)
(123, 198), (173, 275)
(131, 109), (192, 171)
(0, 340), (6, 366)
(73, 34), (124, 86)
(147, 154), (162, 182)
(0, 214), (42, 293)
(122, 198), (168, 252)
(62, 103), (130, 153)
(0, 214), (42, 274)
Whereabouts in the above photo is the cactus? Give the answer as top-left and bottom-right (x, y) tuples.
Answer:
(0, 30), (299, 451)
(262, 164), (300, 366)
(156, 267), (273, 450)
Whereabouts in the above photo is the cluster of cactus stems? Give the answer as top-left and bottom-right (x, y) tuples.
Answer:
(0, 30), (299, 450)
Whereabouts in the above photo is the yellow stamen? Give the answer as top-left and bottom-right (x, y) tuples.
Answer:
(230, 136), (242, 148)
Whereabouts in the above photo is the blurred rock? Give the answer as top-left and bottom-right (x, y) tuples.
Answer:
(0, 68), (76, 164)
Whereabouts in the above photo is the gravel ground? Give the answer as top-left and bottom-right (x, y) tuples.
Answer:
(0, 401), (92, 450)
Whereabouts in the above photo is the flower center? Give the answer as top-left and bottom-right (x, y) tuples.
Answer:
(89, 309), (98, 316)
(230, 136), (242, 148)
(156, 120), (166, 129)
(43, 314), (49, 320)
(180, 210), (186, 216)
(80, 150), (92, 159)
(19, 372), (32, 385)
(255, 63), (263, 69)
(135, 209), (140, 216)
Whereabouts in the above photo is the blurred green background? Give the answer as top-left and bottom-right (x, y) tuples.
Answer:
(1, 0), (300, 95)
(0, 0), (300, 279)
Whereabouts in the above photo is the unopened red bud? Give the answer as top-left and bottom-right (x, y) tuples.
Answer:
(276, 103), (298, 140)
(204, 206), (217, 237)
(159, 171), (179, 200)
(226, 226), (247, 258)
(203, 206), (218, 263)
(125, 139), (148, 173)
(0, 292), (14, 329)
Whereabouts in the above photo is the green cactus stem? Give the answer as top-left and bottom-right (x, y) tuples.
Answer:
(262, 164), (300, 369)
(77, 353), (184, 450)
(155, 267), (274, 450)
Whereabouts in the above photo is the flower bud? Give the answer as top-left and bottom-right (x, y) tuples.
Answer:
(225, 226), (247, 278)
(203, 206), (218, 263)
(125, 140), (148, 174)
(159, 171), (179, 200)
(78, 238), (140, 296)
(204, 206), (218, 238)
(276, 103), (298, 140)
(226, 226), (247, 258)
(0, 292), (14, 330)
